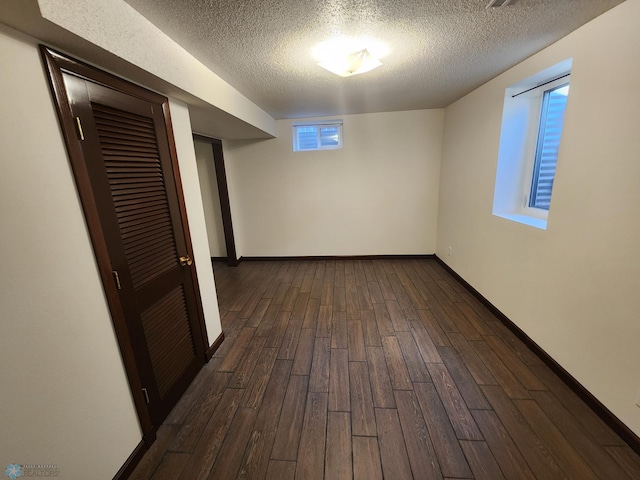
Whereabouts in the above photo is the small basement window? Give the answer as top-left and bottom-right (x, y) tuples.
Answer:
(293, 120), (343, 152)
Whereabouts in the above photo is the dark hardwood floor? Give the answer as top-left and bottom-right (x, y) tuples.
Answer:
(130, 259), (640, 480)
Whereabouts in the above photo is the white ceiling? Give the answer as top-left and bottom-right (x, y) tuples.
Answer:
(103, 1), (626, 119)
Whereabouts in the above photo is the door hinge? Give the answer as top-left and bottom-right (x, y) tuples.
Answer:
(75, 116), (85, 141)
(142, 388), (150, 404)
(112, 270), (122, 290)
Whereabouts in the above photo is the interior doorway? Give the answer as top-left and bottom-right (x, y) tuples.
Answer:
(193, 134), (238, 266)
(195, 140), (226, 259)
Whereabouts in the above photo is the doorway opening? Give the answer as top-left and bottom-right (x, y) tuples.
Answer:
(193, 134), (238, 267)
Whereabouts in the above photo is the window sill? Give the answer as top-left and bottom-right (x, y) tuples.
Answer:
(493, 212), (547, 230)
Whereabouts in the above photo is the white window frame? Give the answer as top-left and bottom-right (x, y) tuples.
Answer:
(518, 76), (570, 220)
(492, 59), (572, 230)
(292, 120), (343, 152)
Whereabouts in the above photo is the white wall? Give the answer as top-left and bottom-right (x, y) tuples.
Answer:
(0, 27), (141, 479)
(437, 0), (640, 436)
(0, 26), (223, 478)
(224, 110), (444, 257)
(0, 0), (275, 139)
(36, 0), (274, 135)
(195, 140), (227, 258)
(171, 103), (223, 344)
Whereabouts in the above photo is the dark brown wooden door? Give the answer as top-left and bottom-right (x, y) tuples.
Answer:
(42, 46), (207, 434)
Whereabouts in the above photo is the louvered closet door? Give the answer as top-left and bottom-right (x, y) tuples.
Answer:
(61, 73), (206, 425)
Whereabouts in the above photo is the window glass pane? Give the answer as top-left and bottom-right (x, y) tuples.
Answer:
(530, 84), (569, 210)
(297, 126), (318, 150)
(319, 126), (340, 146)
(293, 121), (342, 151)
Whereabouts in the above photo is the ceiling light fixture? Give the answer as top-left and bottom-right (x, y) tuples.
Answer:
(317, 48), (382, 77)
(314, 37), (387, 77)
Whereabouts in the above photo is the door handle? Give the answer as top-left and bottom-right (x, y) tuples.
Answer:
(179, 255), (193, 267)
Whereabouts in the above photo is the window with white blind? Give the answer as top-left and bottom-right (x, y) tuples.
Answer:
(529, 82), (569, 210)
(293, 120), (343, 151)
(492, 59), (572, 230)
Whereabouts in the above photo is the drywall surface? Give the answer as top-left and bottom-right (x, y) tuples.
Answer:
(37, 0), (274, 136)
(0, 26), (141, 479)
(0, 0), (275, 139)
(437, 0), (640, 436)
(223, 109), (443, 257)
(170, 102), (223, 344)
(195, 140), (227, 258)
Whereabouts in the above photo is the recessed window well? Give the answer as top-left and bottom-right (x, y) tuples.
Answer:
(492, 59), (572, 230)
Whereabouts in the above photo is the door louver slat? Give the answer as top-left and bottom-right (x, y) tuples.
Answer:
(111, 184), (165, 196)
(93, 102), (178, 290)
(114, 197), (166, 214)
(107, 162), (163, 171)
(122, 232), (175, 259)
(140, 286), (196, 398)
(96, 124), (157, 140)
(101, 151), (162, 160)
(109, 175), (164, 185)
(97, 126), (157, 139)
(116, 203), (168, 220)
(118, 212), (170, 231)
(121, 220), (173, 242)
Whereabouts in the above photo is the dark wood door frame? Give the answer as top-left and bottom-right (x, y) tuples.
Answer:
(193, 134), (238, 267)
(41, 46), (210, 446)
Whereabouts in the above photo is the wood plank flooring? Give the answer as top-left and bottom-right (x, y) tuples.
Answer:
(131, 259), (640, 480)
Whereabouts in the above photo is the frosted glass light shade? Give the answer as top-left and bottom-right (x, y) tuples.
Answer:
(317, 48), (382, 77)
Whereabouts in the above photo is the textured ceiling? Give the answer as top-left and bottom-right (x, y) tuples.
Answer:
(124, 0), (624, 119)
